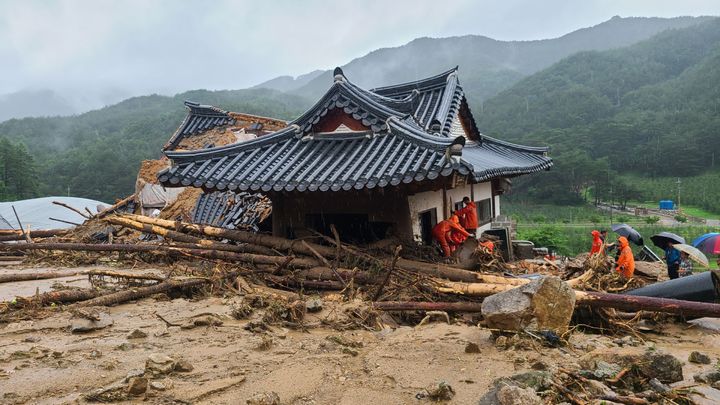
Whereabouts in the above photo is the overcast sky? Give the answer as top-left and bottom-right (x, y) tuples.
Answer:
(1, 0), (719, 98)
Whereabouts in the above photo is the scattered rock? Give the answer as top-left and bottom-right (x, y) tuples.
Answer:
(465, 342), (481, 353)
(613, 336), (641, 347)
(247, 391), (281, 405)
(84, 383), (127, 402)
(145, 353), (175, 376)
(116, 342), (135, 351)
(341, 347), (359, 356)
(181, 314), (223, 329)
(326, 335), (363, 348)
(127, 329), (148, 339)
(640, 352), (683, 383)
(711, 380), (720, 390)
(70, 312), (113, 333)
(22, 336), (40, 343)
(305, 298), (323, 313)
(507, 371), (552, 391)
(150, 380), (168, 391)
(689, 351), (712, 364)
(580, 361), (622, 380)
(481, 276), (575, 335)
(88, 350), (102, 359)
(582, 379), (616, 397)
(494, 336), (508, 349)
(649, 378), (671, 393)
(416, 381), (455, 401)
(126, 377), (148, 396)
(694, 370), (720, 384)
(495, 384), (542, 405)
(478, 372), (548, 405)
(124, 369), (145, 382)
(174, 359), (194, 372)
(530, 361), (548, 371)
(689, 385), (720, 405)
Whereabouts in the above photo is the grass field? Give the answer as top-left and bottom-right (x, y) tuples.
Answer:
(505, 201), (719, 260)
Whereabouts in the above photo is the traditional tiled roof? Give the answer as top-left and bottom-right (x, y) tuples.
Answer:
(158, 67), (552, 192)
(371, 67), (464, 137)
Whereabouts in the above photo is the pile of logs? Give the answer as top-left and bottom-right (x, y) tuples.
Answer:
(3, 212), (720, 320)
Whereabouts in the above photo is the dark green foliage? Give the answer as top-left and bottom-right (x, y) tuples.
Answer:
(0, 139), (38, 201)
(480, 19), (720, 209)
(0, 89), (310, 201)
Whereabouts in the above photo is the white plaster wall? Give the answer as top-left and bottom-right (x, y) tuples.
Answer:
(407, 189), (444, 242)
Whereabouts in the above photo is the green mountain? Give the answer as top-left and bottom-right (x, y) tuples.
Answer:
(477, 18), (720, 209)
(260, 16), (713, 105)
(0, 89), (310, 202)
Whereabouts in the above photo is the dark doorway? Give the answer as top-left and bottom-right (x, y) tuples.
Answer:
(305, 213), (392, 244)
(418, 208), (437, 245)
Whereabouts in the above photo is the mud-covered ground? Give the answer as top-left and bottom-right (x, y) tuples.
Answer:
(2, 264), (720, 404)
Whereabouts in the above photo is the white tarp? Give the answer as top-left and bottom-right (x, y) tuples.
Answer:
(138, 184), (184, 208)
(0, 196), (109, 230)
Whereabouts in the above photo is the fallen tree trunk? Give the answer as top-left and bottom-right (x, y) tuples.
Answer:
(96, 194), (135, 218)
(105, 216), (275, 256)
(300, 266), (381, 285)
(436, 281), (720, 318)
(373, 301), (484, 312)
(0, 271), (80, 284)
(266, 275), (345, 291)
(85, 269), (165, 281)
(118, 214), (339, 258)
(0, 229), (68, 242)
(0, 243), (319, 268)
(13, 289), (102, 306)
(76, 278), (208, 307)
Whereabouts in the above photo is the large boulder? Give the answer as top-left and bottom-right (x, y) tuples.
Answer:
(481, 276), (575, 335)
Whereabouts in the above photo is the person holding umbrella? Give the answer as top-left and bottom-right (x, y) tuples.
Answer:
(651, 232), (686, 280)
(664, 242), (681, 280)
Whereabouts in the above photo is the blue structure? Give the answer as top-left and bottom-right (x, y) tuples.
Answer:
(659, 200), (674, 210)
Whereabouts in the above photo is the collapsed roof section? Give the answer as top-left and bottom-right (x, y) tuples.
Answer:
(158, 67), (552, 193)
(163, 101), (288, 152)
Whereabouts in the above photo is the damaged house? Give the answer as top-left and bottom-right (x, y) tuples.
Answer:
(134, 102), (285, 230)
(158, 67), (552, 242)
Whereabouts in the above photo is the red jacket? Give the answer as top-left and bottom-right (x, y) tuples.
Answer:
(456, 201), (478, 229)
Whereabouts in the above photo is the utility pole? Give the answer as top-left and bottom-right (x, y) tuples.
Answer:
(676, 178), (681, 210)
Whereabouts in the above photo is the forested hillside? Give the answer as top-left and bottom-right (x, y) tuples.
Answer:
(0, 89), (310, 201)
(478, 18), (720, 212)
(265, 16), (711, 105)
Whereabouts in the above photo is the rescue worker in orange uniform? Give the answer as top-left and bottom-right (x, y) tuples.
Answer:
(590, 230), (603, 255)
(447, 215), (468, 253)
(432, 216), (471, 257)
(455, 197), (478, 236)
(615, 236), (635, 278)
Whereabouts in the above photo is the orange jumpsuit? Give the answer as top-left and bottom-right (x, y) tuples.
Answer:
(456, 201), (478, 231)
(432, 219), (471, 257)
(590, 230), (603, 255)
(615, 236), (635, 278)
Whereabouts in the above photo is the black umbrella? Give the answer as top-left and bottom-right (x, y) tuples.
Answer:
(610, 223), (643, 245)
(650, 232), (686, 249)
